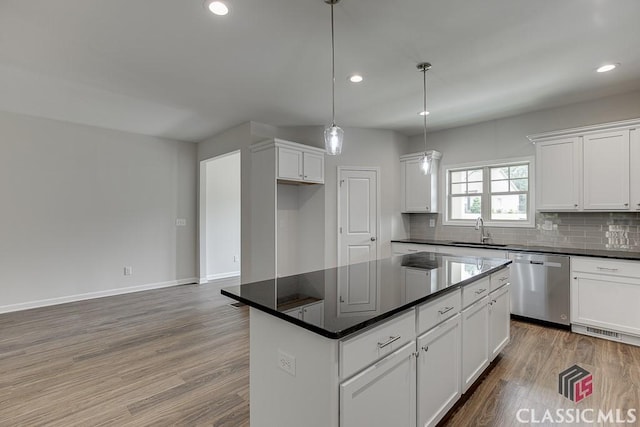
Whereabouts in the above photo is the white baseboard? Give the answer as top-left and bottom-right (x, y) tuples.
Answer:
(0, 277), (198, 314)
(206, 271), (240, 281)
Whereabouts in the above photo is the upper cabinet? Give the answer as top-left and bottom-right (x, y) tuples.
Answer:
(536, 137), (582, 210)
(583, 130), (630, 210)
(275, 140), (325, 184)
(630, 129), (640, 211)
(530, 119), (640, 212)
(400, 151), (442, 213)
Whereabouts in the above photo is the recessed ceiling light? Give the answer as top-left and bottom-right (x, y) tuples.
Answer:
(596, 63), (618, 73)
(418, 111), (430, 116)
(206, 1), (229, 15)
(348, 74), (363, 83)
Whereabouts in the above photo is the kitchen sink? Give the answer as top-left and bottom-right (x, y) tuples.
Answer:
(449, 241), (508, 248)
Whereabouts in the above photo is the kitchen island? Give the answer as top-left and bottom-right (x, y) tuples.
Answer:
(222, 251), (511, 427)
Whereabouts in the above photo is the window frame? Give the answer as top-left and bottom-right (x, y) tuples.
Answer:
(443, 156), (535, 228)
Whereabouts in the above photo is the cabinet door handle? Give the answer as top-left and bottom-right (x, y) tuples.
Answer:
(475, 288), (487, 294)
(596, 266), (619, 272)
(438, 306), (454, 315)
(407, 249), (418, 252)
(425, 206), (430, 211)
(378, 335), (401, 349)
(574, 204), (579, 208)
(624, 203), (629, 207)
(421, 345), (429, 352)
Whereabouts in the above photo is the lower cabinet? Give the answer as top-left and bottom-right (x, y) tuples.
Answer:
(489, 284), (511, 359)
(340, 267), (511, 427)
(461, 296), (490, 393)
(340, 341), (417, 427)
(571, 257), (640, 346)
(417, 314), (461, 427)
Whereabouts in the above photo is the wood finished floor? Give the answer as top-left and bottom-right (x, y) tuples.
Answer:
(1, 282), (639, 426)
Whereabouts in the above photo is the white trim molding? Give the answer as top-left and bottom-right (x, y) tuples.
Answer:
(527, 118), (640, 143)
(0, 277), (198, 314)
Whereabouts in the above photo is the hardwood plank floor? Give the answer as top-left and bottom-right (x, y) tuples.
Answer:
(1, 282), (639, 426)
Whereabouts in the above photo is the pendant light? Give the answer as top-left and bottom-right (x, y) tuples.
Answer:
(417, 62), (432, 174)
(324, 0), (343, 155)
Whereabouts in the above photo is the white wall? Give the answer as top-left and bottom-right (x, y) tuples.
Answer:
(0, 110), (197, 312)
(205, 152), (241, 280)
(276, 126), (410, 268)
(407, 89), (640, 165)
(197, 121), (277, 283)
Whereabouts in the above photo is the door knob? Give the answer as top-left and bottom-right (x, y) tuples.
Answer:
(370, 237), (376, 241)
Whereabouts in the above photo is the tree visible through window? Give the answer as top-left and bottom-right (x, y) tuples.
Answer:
(447, 162), (532, 226)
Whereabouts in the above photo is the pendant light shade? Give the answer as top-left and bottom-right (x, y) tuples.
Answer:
(325, 124), (344, 155)
(418, 62), (432, 175)
(324, 0), (343, 156)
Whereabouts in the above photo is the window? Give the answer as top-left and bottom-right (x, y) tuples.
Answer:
(446, 159), (534, 227)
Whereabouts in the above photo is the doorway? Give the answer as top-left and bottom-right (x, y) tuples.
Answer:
(199, 151), (241, 283)
(337, 166), (380, 314)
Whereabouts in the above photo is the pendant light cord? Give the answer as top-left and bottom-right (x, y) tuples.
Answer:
(330, 2), (336, 127)
(422, 66), (427, 153)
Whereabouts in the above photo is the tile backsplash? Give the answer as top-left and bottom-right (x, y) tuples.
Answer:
(409, 212), (640, 251)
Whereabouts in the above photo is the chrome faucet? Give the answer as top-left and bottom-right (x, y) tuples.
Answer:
(475, 217), (490, 243)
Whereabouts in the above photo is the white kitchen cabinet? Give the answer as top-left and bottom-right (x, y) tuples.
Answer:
(535, 137), (582, 210)
(488, 283), (510, 360)
(583, 130), (630, 210)
(630, 129), (640, 211)
(284, 300), (325, 327)
(392, 242), (436, 255)
(276, 142), (325, 184)
(250, 138), (325, 281)
(571, 257), (640, 346)
(340, 341), (416, 427)
(417, 314), (461, 427)
(530, 118), (640, 212)
(400, 151), (441, 213)
(461, 296), (489, 393)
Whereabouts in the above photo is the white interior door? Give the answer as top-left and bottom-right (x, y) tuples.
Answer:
(338, 167), (379, 314)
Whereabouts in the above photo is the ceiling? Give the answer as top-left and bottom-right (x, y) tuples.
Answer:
(1, 0), (640, 142)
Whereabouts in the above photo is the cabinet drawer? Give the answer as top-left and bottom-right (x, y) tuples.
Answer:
(572, 257), (640, 279)
(490, 267), (510, 292)
(462, 277), (490, 308)
(340, 310), (415, 380)
(392, 242), (436, 255)
(417, 289), (461, 334)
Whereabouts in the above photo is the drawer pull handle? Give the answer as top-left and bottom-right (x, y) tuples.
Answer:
(475, 288), (487, 295)
(407, 249), (418, 252)
(500, 277), (509, 281)
(596, 266), (619, 272)
(438, 306), (455, 315)
(378, 335), (401, 349)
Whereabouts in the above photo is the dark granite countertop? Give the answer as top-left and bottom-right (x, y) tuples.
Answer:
(391, 238), (640, 261)
(221, 252), (510, 339)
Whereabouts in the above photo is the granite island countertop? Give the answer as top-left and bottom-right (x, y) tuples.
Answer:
(221, 252), (510, 339)
(391, 238), (640, 261)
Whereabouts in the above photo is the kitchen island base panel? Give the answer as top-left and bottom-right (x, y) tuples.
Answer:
(250, 308), (339, 427)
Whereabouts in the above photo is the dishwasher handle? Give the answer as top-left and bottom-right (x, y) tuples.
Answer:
(529, 260), (544, 265)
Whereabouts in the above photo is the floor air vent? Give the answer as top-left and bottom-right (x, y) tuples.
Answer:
(586, 326), (620, 338)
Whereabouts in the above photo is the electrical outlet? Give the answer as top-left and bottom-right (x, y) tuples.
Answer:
(176, 218), (187, 226)
(277, 350), (296, 376)
(124, 266), (133, 276)
(429, 218), (436, 227)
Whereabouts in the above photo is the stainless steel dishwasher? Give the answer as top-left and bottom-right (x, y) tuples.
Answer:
(509, 252), (570, 326)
